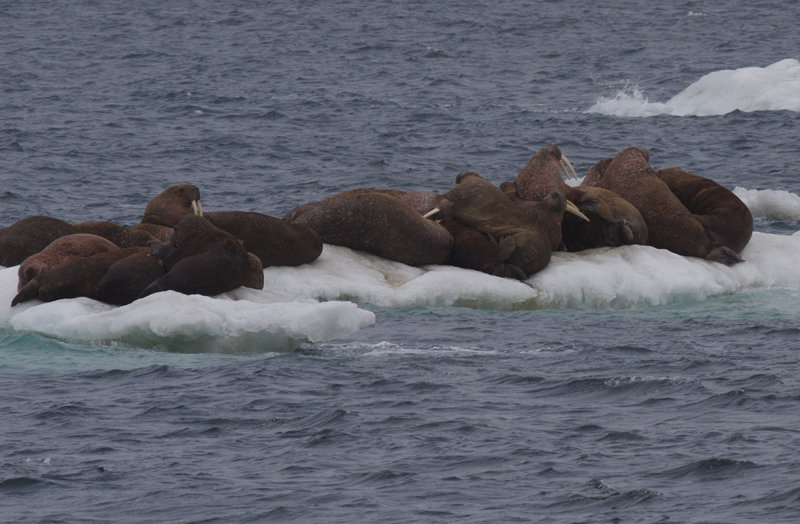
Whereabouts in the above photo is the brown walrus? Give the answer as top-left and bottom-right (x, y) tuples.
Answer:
(583, 147), (742, 264)
(17, 233), (119, 292)
(139, 215), (264, 299)
(443, 171), (553, 278)
(344, 188), (527, 278)
(11, 247), (150, 306)
(94, 250), (167, 306)
(507, 145), (577, 201)
(0, 216), (78, 267)
(72, 220), (162, 248)
(501, 145), (588, 250)
(439, 217), (525, 279)
(134, 183), (203, 242)
(656, 167), (753, 254)
(336, 188), (448, 217)
(284, 190), (453, 266)
(203, 211), (323, 267)
(562, 185), (648, 251)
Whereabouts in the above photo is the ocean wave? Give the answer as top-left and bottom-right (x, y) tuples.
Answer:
(660, 457), (761, 480)
(0, 476), (47, 493)
(587, 58), (800, 117)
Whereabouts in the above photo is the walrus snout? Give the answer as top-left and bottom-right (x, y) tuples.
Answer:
(614, 221), (635, 246)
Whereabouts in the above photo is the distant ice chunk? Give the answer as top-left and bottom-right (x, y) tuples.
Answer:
(587, 58), (800, 117)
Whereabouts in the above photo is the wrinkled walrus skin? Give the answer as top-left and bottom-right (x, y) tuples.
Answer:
(656, 167), (753, 254)
(11, 247), (149, 306)
(139, 215), (264, 299)
(284, 190), (453, 266)
(582, 147), (742, 265)
(17, 233), (118, 292)
(204, 211), (322, 268)
(0, 216), (78, 267)
(562, 185), (648, 251)
(134, 183), (204, 242)
(443, 171), (552, 278)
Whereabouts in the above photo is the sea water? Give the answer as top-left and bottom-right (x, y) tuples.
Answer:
(2, 1), (800, 522)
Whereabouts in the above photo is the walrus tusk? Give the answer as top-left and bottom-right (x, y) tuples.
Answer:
(192, 200), (203, 216)
(566, 200), (590, 221)
(422, 207), (440, 219)
(559, 154), (579, 180)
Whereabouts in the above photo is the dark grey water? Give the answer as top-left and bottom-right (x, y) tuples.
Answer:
(2, 1), (800, 522)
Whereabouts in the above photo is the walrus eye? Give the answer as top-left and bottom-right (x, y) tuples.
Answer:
(580, 198), (600, 212)
(559, 154), (579, 180)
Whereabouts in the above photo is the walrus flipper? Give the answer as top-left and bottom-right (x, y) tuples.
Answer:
(707, 246), (744, 266)
(11, 280), (39, 307)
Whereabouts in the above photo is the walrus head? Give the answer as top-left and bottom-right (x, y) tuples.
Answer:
(512, 145), (579, 201)
(141, 184), (203, 227)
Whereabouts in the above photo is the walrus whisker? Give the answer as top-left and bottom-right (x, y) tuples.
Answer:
(422, 207), (440, 219)
(566, 200), (590, 222)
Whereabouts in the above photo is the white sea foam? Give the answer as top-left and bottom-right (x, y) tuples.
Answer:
(735, 187), (800, 220)
(587, 58), (800, 117)
(1, 187), (799, 350)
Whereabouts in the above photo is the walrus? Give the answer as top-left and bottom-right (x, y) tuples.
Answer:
(139, 215), (264, 299)
(11, 247), (150, 306)
(135, 183), (204, 242)
(324, 188), (518, 277)
(501, 145), (589, 250)
(72, 220), (162, 248)
(443, 171), (553, 278)
(203, 211), (323, 267)
(583, 147), (742, 264)
(581, 157), (613, 187)
(656, 167), (753, 254)
(507, 144), (579, 201)
(328, 188), (447, 217)
(17, 233), (119, 292)
(0, 216), (78, 267)
(284, 190), (453, 266)
(562, 185), (648, 251)
(94, 250), (167, 306)
(439, 217), (526, 279)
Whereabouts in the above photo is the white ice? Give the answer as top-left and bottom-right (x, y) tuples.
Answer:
(587, 58), (800, 117)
